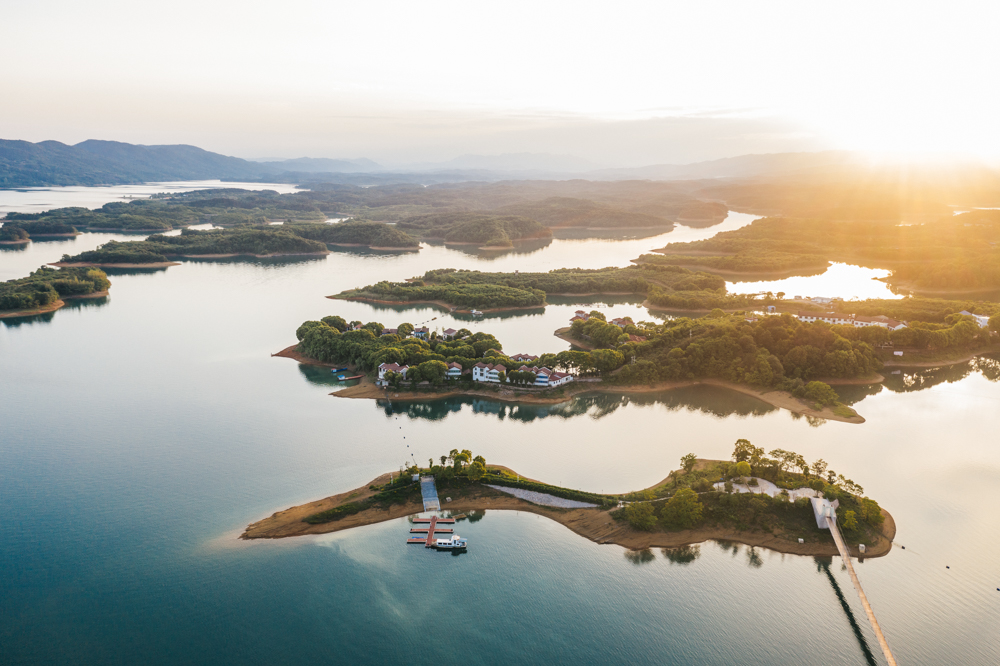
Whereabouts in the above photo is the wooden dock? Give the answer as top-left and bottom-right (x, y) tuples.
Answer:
(827, 516), (897, 666)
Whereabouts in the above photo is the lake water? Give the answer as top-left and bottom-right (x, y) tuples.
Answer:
(2, 186), (999, 665)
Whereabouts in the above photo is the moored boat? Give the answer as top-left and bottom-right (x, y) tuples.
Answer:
(434, 535), (468, 549)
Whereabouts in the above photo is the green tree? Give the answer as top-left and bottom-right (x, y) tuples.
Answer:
(803, 381), (839, 406)
(680, 453), (698, 474)
(859, 498), (884, 526)
(735, 461), (752, 487)
(661, 488), (704, 529)
(398, 322), (414, 337)
(841, 510), (858, 532)
(622, 502), (656, 531)
(467, 460), (486, 481)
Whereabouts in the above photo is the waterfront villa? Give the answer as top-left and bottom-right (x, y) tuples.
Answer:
(510, 353), (539, 362)
(414, 327), (429, 339)
(514, 365), (575, 387)
(610, 317), (634, 328)
(446, 362), (464, 379)
(441, 328), (458, 339)
(378, 362), (409, 380)
(381, 327), (398, 336)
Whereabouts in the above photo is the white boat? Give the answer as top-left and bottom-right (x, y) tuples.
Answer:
(470, 310), (483, 316)
(434, 535), (468, 549)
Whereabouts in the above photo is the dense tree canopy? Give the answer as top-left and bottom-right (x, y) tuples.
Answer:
(0, 266), (110, 311)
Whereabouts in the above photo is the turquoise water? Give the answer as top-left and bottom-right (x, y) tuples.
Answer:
(3, 188), (1000, 664)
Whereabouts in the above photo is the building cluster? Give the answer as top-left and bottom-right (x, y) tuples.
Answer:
(569, 310), (634, 328)
(795, 311), (907, 330)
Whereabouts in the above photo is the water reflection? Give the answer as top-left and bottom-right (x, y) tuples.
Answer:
(624, 548), (656, 565)
(1, 294), (109, 328)
(662, 545), (701, 565)
(0, 242), (29, 253)
(834, 356), (1000, 405)
(372, 386), (778, 424)
(727, 263), (902, 302)
(815, 557), (879, 666)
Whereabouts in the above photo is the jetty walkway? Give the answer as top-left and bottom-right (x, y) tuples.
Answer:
(420, 476), (441, 511)
(827, 516), (898, 666)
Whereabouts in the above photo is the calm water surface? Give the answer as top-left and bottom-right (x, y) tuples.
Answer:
(2, 189), (999, 665)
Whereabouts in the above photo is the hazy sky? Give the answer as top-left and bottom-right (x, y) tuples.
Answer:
(3, 0), (998, 166)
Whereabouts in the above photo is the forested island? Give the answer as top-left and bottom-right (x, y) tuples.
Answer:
(243, 441), (894, 559)
(55, 227), (332, 266)
(0, 266), (110, 317)
(395, 213), (551, 248)
(332, 265), (761, 311)
(638, 211), (1000, 293)
(285, 220), (418, 249)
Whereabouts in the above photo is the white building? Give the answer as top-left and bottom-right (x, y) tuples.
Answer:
(441, 328), (458, 339)
(472, 362), (506, 383)
(446, 362), (463, 379)
(796, 311), (906, 330)
(377, 363), (409, 380)
(413, 326), (429, 339)
(959, 310), (991, 329)
(514, 365), (575, 387)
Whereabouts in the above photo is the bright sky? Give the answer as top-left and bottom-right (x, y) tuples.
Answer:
(3, 0), (999, 165)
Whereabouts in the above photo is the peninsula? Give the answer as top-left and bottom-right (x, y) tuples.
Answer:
(243, 442), (895, 559)
(286, 310), (871, 422)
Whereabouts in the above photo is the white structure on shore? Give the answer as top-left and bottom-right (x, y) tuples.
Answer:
(796, 311), (907, 331)
(377, 363), (409, 380)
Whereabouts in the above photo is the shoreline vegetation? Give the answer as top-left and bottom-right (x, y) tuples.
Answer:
(272, 344), (864, 423)
(638, 211), (1000, 295)
(331, 265), (761, 312)
(242, 447), (894, 560)
(0, 266), (111, 318)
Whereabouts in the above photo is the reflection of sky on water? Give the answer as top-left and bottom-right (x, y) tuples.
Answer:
(726, 262), (903, 301)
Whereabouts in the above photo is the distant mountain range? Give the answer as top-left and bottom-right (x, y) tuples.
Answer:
(252, 156), (383, 173)
(3, 139), (996, 198)
(0, 139), (275, 188)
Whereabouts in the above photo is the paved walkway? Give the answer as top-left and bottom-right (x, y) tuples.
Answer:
(486, 485), (597, 508)
(713, 477), (819, 501)
(420, 476), (441, 511)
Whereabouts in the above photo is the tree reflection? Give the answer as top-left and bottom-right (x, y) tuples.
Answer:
(624, 548), (656, 565)
(373, 385), (778, 425)
(661, 545), (701, 565)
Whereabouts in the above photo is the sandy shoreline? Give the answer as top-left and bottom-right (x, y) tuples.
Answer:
(0, 290), (109, 319)
(241, 471), (895, 559)
(272, 345), (864, 422)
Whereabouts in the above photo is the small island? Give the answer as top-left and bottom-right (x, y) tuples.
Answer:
(395, 213), (551, 249)
(53, 227), (331, 267)
(243, 441), (894, 559)
(0, 266), (110, 318)
(330, 265), (760, 312)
